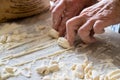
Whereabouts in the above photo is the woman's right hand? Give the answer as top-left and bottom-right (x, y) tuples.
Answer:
(50, 0), (97, 36)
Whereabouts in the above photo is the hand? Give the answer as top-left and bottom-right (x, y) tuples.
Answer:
(66, 0), (120, 45)
(51, 0), (96, 36)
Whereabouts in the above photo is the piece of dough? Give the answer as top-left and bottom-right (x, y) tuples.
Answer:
(5, 66), (17, 74)
(36, 66), (50, 75)
(107, 69), (120, 80)
(71, 64), (77, 70)
(74, 64), (84, 79)
(82, 60), (89, 69)
(92, 70), (100, 80)
(6, 36), (13, 42)
(48, 64), (60, 72)
(0, 35), (7, 43)
(11, 35), (22, 41)
(1, 73), (14, 80)
(48, 29), (59, 39)
(57, 37), (71, 49)
(35, 25), (46, 32)
(84, 62), (93, 74)
(108, 69), (120, 77)
(110, 73), (120, 80)
(50, 60), (58, 65)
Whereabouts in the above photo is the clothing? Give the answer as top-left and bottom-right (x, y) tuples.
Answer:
(110, 24), (120, 33)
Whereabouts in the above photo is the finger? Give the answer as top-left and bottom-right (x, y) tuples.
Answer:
(58, 17), (67, 36)
(58, 12), (77, 36)
(78, 19), (96, 44)
(66, 16), (85, 45)
(51, 0), (65, 30)
(93, 20), (112, 34)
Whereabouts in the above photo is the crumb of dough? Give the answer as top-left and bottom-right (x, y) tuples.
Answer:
(6, 36), (13, 42)
(36, 66), (50, 75)
(0, 35), (7, 43)
(6, 35), (22, 42)
(5, 66), (17, 74)
(71, 64), (77, 70)
(11, 35), (22, 41)
(48, 64), (60, 72)
(57, 37), (71, 49)
(35, 25), (46, 32)
(49, 60), (58, 65)
(48, 29), (59, 39)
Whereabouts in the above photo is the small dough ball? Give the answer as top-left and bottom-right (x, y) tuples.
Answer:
(48, 64), (60, 72)
(0, 35), (7, 43)
(5, 66), (17, 74)
(48, 29), (59, 39)
(36, 66), (49, 75)
(57, 37), (71, 49)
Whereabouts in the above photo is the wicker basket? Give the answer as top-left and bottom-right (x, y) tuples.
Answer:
(0, 0), (49, 22)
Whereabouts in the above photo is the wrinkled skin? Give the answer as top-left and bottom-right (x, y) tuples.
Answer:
(51, 0), (97, 36)
(66, 0), (120, 45)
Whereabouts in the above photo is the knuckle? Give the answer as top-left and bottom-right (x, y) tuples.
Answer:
(66, 20), (72, 28)
(89, 18), (96, 23)
(94, 25), (99, 31)
(78, 27), (85, 34)
(52, 10), (56, 14)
